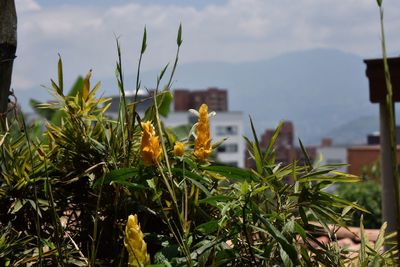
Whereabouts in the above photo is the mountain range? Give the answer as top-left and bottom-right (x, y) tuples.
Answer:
(15, 48), (385, 145)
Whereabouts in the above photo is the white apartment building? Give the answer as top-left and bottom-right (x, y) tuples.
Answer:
(105, 90), (245, 168)
(315, 146), (348, 172)
(163, 111), (245, 168)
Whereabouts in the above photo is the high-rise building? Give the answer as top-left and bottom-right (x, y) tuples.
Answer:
(174, 88), (228, 112)
(245, 121), (316, 169)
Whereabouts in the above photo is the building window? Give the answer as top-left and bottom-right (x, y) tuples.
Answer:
(217, 143), (238, 153)
(216, 125), (238, 135)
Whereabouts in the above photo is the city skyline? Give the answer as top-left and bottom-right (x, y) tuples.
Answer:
(12, 0), (400, 94)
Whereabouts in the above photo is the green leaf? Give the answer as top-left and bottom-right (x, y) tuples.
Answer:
(202, 165), (257, 181)
(297, 174), (359, 183)
(249, 116), (263, 174)
(310, 204), (345, 227)
(28, 199), (42, 217)
(298, 138), (312, 170)
(359, 215), (367, 265)
(318, 191), (368, 213)
(141, 26), (147, 54)
(341, 205), (353, 217)
(374, 221), (386, 251)
(29, 99), (55, 120)
(158, 63), (169, 83)
(110, 180), (146, 190)
(10, 199), (24, 214)
(376, 0), (382, 7)
(169, 124), (191, 140)
(196, 220), (219, 235)
(50, 110), (64, 125)
(157, 90), (173, 117)
(211, 137), (228, 150)
(280, 247), (294, 267)
(263, 121), (283, 163)
(252, 185), (270, 194)
(256, 215), (299, 266)
(58, 54), (64, 94)
(94, 168), (139, 188)
(199, 195), (233, 206)
(240, 180), (249, 195)
(177, 23), (183, 46)
(282, 220), (295, 234)
(68, 76), (84, 97)
(294, 222), (307, 240)
(171, 167), (202, 182)
(186, 177), (211, 197)
(299, 207), (308, 225)
(50, 79), (61, 95)
(87, 81), (101, 100)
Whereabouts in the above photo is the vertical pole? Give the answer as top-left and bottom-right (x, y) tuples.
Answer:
(379, 102), (398, 248)
(0, 0), (17, 127)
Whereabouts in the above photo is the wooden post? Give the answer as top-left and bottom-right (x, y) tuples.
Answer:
(0, 0), (17, 125)
(365, 57), (400, 251)
(379, 102), (398, 240)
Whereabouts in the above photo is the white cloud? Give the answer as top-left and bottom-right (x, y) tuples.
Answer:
(16, 0), (41, 13)
(12, 0), (400, 94)
(11, 73), (36, 90)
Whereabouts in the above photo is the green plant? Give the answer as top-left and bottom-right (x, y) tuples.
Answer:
(335, 181), (382, 229)
(348, 217), (397, 266)
(0, 25), (397, 266)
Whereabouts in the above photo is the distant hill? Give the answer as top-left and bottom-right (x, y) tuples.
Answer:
(322, 115), (379, 145)
(15, 48), (378, 145)
(140, 48), (375, 144)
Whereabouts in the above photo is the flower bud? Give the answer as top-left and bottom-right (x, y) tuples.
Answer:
(124, 214), (151, 267)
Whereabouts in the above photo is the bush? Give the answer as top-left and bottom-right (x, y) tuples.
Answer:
(0, 27), (396, 266)
(335, 180), (382, 229)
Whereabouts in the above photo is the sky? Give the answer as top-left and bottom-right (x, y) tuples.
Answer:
(11, 0), (400, 95)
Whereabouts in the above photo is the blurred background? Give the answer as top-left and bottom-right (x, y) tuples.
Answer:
(12, 0), (400, 144)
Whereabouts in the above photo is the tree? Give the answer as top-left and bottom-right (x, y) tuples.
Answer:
(0, 0), (17, 126)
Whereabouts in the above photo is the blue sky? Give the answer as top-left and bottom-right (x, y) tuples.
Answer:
(12, 0), (400, 94)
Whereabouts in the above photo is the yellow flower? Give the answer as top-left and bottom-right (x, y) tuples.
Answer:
(124, 214), (151, 267)
(194, 104), (212, 160)
(141, 121), (162, 166)
(173, 141), (185, 157)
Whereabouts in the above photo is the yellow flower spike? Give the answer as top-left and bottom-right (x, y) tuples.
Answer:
(141, 121), (162, 166)
(194, 104), (212, 160)
(124, 214), (151, 267)
(173, 141), (185, 157)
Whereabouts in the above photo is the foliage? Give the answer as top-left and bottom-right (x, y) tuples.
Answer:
(335, 180), (382, 229)
(352, 217), (397, 266)
(0, 26), (397, 266)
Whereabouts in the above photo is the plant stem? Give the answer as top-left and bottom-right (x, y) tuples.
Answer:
(90, 173), (105, 266)
(242, 194), (257, 265)
(115, 39), (129, 165)
(20, 113), (43, 266)
(43, 153), (64, 265)
(378, 4), (400, 251)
